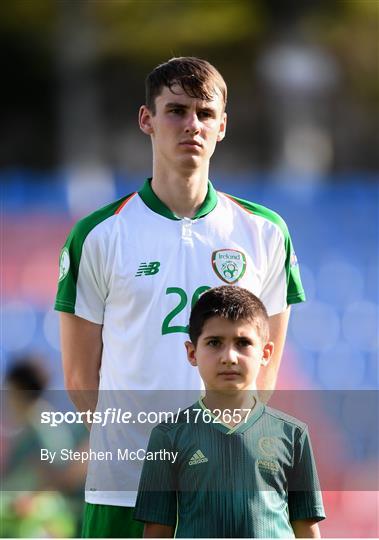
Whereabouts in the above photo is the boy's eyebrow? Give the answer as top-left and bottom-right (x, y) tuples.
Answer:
(202, 334), (254, 341)
(164, 102), (217, 113)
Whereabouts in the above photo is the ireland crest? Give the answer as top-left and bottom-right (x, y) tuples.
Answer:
(212, 249), (246, 284)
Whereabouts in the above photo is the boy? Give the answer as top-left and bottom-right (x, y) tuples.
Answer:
(134, 287), (325, 538)
(56, 57), (305, 537)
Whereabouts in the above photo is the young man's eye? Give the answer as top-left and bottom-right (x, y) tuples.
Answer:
(207, 339), (220, 347)
(170, 108), (185, 115)
(198, 111), (212, 119)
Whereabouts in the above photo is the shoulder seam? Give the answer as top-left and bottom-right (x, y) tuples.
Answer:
(264, 408), (307, 430)
(221, 192), (287, 234)
(221, 192), (254, 215)
(69, 191), (136, 243)
(114, 192), (137, 214)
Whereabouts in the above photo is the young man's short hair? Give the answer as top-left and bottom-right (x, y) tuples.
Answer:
(145, 56), (227, 114)
(189, 286), (269, 345)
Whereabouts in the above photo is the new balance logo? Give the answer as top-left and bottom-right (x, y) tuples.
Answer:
(135, 261), (160, 277)
(189, 450), (208, 466)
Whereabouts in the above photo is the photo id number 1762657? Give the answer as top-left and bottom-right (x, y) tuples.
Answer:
(185, 408), (251, 424)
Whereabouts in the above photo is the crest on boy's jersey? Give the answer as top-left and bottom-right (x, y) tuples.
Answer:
(258, 437), (278, 458)
(211, 249), (246, 284)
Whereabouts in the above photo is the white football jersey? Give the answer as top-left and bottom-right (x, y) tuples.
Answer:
(55, 179), (305, 506)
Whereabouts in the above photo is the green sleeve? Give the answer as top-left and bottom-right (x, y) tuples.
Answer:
(288, 427), (326, 522)
(134, 426), (177, 527)
(54, 194), (133, 314)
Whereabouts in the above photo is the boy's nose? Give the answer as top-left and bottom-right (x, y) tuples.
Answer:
(221, 347), (238, 365)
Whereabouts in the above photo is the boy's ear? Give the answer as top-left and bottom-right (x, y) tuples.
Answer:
(261, 341), (274, 367)
(216, 112), (227, 142)
(139, 105), (154, 135)
(185, 341), (197, 367)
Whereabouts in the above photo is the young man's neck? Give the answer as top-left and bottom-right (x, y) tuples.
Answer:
(151, 167), (209, 219)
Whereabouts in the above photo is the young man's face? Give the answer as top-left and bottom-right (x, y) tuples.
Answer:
(185, 316), (273, 393)
(139, 84), (227, 172)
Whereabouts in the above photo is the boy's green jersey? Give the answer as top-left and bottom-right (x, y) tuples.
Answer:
(134, 399), (325, 538)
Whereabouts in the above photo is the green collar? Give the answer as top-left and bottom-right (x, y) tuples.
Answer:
(197, 396), (265, 435)
(138, 178), (218, 220)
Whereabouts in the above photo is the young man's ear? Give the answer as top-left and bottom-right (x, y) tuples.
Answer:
(216, 112), (227, 142)
(139, 105), (154, 135)
(261, 341), (274, 367)
(185, 341), (198, 367)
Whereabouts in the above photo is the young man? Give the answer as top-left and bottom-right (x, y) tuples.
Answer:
(55, 57), (305, 537)
(134, 286), (325, 538)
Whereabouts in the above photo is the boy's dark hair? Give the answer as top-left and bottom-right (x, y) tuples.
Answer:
(145, 57), (227, 114)
(5, 356), (48, 402)
(189, 286), (269, 345)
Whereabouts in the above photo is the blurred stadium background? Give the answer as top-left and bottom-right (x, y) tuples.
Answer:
(1, 0), (378, 537)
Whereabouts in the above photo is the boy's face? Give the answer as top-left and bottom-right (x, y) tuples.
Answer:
(139, 84), (227, 172)
(185, 316), (273, 392)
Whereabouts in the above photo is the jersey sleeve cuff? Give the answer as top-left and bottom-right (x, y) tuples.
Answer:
(54, 300), (75, 313)
(54, 302), (104, 324)
(290, 506), (326, 522)
(287, 291), (306, 304)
